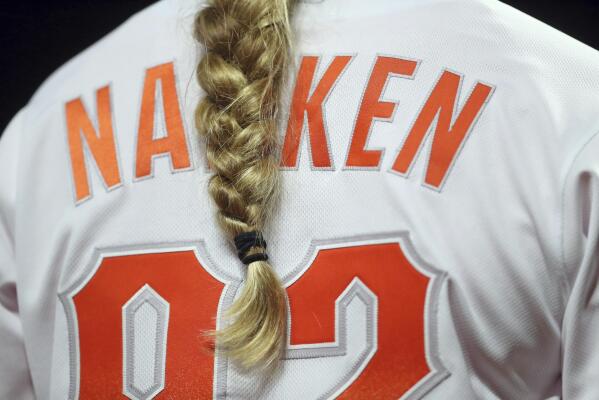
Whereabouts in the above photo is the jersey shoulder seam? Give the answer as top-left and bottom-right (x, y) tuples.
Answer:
(559, 127), (599, 311)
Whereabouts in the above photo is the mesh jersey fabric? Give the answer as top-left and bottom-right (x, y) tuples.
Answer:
(0, 0), (599, 398)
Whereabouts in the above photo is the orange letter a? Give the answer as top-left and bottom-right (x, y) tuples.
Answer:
(135, 62), (191, 179)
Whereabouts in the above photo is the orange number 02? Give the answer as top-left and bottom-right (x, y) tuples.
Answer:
(60, 236), (448, 399)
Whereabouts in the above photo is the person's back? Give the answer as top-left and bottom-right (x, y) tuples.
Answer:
(1, 0), (599, 398)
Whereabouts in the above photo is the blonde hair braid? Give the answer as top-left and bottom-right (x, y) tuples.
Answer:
(193, 0), (296, 369)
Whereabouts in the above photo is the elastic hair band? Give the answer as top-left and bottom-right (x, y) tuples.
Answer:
(234, 230), (268, 265)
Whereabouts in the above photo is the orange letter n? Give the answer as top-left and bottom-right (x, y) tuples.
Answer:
(66, 85), (121, 203)
(391, 71), (494, 189)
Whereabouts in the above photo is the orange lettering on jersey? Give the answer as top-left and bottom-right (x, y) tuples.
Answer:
(281, 55), (353, 169)
(65, 85), (121, 202)
(72, 250), (223, 399)
(391, 70), (494, 188)
(287, 243), (432, 398)
(65, 240), (445, 398)
(135, 62), (191, 179)
(345, 56), (418, 168)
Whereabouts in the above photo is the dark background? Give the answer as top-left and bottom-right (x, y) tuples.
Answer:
(1, 0), (598, 134)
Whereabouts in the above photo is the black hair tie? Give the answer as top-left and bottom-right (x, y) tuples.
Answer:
(234, 230), (268, 265)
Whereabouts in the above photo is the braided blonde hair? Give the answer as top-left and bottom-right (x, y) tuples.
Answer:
(193, 0), (297, 369)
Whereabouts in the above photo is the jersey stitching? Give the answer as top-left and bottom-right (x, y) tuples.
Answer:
(559, 128), (599, 315)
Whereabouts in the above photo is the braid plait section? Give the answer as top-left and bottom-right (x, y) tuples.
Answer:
(194, 0), (296, 369)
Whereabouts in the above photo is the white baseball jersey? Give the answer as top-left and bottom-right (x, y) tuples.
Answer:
(1, 0), (598, 398)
